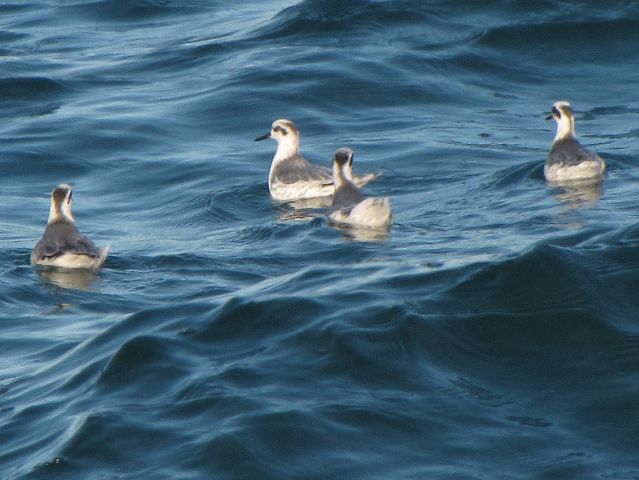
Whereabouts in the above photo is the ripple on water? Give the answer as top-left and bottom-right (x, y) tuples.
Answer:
(2, 0), (639, 479)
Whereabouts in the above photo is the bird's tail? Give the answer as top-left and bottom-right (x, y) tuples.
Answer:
(95, 245), (110, 269)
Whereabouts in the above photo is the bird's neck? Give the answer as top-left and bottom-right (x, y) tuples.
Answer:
(273, 137), (300, 164)
(554, 116), (575, 142)
(48, 202), (74, 224)
(333, 163), (353, 190)
(269, 138), (302, 184)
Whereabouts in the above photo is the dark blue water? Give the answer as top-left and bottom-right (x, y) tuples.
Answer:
(2, 1), (639, 478)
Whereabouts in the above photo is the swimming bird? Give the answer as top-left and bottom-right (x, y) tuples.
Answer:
(328, 147), (392, 228)
(544, 101), (606, 182)
(31, 184), (109, 270)
(255, 119), (379, 201)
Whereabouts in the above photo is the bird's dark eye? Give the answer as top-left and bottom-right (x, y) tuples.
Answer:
(552, 106), (560, 117)
(273, 126), (288, 135)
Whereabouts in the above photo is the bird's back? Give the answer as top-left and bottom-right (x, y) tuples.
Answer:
(271, 154), (332, 184)
(329, 197), (392, 229)
(32, 221), (100, 263)
(547, 137), (601, 166)
(349, 197), (392, 227)
(332, 180), (365, 209)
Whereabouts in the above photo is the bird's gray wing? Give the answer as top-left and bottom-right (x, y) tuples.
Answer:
(33, 222), (100, 260)
(548, 138), (600, 166)
(308, 163), (334, 185)
(273, 155), (333, 184)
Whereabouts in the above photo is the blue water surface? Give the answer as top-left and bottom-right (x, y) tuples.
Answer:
(1, 1), (639, 479)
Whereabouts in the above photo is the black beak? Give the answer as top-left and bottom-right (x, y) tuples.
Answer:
(254, 132), (271, 142)
(545, 115), (553, 120)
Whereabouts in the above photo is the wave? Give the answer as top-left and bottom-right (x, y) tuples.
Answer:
(59, 0), (209, 21)
(0, 77), (67, 118)
(478, 17), (639, 62)
(253, 0), (434, 40)
(0, 77), (66, 101)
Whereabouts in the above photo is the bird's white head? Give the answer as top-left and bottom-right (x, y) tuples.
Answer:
(255, 119), (300, 162)
(549, 100), (576, 142)
(332, 147), (355, 186)
(48, 184), (75, 224)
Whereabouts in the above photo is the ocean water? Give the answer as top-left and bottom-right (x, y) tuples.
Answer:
(2, 0), (639, 478)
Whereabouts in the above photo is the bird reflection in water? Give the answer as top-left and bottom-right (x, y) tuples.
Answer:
(550, 178), (603, 209)
(276, 196), (333, 222)
(328, 223), (391, 243)
(37, 266), (100, 291)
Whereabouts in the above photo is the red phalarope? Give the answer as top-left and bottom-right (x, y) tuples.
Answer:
(544, 101), (606, 182)
(31, 184), (109, 270)
(255, 119), (379, 201)
(328, 147), (392, 229)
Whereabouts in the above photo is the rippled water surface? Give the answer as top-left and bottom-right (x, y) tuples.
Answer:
(2, 1), (639, 479)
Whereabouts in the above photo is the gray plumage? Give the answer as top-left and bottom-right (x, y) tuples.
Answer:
(332, 181), (366, 209)
(31, 221), (101, 264)
(331, 181), (365, 213)
(331, 147), (365, 210)
(547, 137), (600, 167)
(271, 154), (333, 185)
(31, 184), (109, 270)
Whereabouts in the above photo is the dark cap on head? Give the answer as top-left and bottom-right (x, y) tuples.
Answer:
(51, 184), (72, 205)
(548, 101), (573, 120)
(333, 147), (354, 166)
